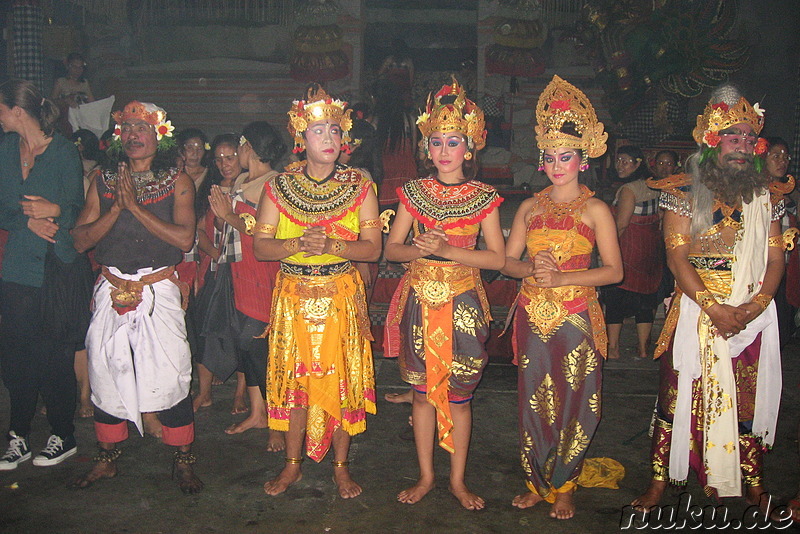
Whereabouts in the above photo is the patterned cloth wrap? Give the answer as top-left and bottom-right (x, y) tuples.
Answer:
(511, 185), (606, 503)
(385, 176), (502, 453)
(264, 161), (376, 462)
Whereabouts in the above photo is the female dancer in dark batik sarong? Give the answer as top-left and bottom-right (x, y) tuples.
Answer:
(502, 76), (622, 520)
(384, 77), (505, 510)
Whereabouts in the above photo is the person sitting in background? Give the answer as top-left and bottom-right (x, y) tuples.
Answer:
(651, 149), (679, 180)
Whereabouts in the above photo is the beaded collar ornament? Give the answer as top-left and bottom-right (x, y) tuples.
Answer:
(535, 76), (607, 171)
(416, 76), (486, 152)
(287, 85), (352, 154)
(106, 101), (176, 157)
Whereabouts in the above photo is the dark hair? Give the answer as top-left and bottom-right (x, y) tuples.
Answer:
(243, 121), (286, 167)
(197, 133), (240, 218)
(346, 119), (383, 182)
(65, 52), (87, 82)
(616, 144), (650, 182)
(72, 128), (105, 165)
(372, 78), (413, 153)
(421, 133), (478, 181)
(0, 78), (60, 136)
(654, 150), (679, 165)
(765, 137), (790, 152)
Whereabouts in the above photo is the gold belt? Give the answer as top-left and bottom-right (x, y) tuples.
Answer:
(521, 281), (596, 337)
(408, 260), (478, 310)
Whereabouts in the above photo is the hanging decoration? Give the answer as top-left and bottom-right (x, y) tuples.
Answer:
(290, 0), (349, 83)
(485, 0), (547, 78)
(574, 0), (750, 144)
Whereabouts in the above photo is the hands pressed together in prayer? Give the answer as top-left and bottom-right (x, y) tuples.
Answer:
(21, 195), (61, 244)
(530, 249), (564, 288)
(114, 162), (139, 212)
(208, 185), (234, 221)
(412, 226), (449, 257)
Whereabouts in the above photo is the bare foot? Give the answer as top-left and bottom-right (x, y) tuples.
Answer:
(142, 413), (162, 438)
(608, 346), (621, 360)
(397, 478), (435, 504)
(174, 461), (204, 494)
(786, 495), (800, 523)
(264, 464), (303, 496)
(192, 394), (212, 412)
(384, 390), (413, 404)
(211, 376), (224, 386)
(512, 491), (545, 509)
(631, 479), (667, 512)
(550, 490), (575, 519)
(333, 465), (363, 499)
(230, 398), (248, 415)
(266, 430), (286, 452)
(450, 483), (485, 510)
(71, 461), (117, 489)
(77, 403), (94, 418)
(225, 414), (268, 435)
(745, 485), (775, 518)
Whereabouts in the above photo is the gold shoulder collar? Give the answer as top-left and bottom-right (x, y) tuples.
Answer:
(646, 173), (693, 191)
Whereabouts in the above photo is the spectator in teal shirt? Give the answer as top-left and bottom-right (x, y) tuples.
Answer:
(0, 78), (88, 471)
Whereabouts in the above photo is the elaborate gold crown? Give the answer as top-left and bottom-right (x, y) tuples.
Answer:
(534, 75), (607, 159)
(692, 97), (764, 145)
(287, 85), (352, 153)
(416, 76), (486, 151)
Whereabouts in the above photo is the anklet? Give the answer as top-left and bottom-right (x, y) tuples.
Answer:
(174, 451), (197, 465)
(285, 457), (304, 464)
(331, 460), (350, 468)
(93, 447), (122, 463)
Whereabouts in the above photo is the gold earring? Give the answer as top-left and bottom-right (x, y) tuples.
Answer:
(464, 152), (473, 161)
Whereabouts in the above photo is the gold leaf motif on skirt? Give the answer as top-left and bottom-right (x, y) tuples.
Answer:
(557, 418), (590, 464)
(562, 340), (597, 391)
(521, 430), (534, 476)
(412, 324), (424, 354)
(301, 296), (333, 324)
(519, 352), (530, 369)
(530, 373), (559, 426)
(589, 392), (600, 416)
(429, 326), (449, 348)
(453, 301), (481, 336)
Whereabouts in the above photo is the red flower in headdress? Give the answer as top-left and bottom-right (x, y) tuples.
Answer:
(711, 102), (729, 112)
(755, 137), (768, 156)
(550, 100), (571, 111)
(435, 84), (454, 98)
(703, 131), (721, 148)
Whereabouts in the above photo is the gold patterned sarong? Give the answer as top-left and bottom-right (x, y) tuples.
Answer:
(266, 265), (376, 462)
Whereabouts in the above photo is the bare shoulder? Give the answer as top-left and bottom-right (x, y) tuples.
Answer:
(585, 197), (612, 216)
(174, 171), (195, 193)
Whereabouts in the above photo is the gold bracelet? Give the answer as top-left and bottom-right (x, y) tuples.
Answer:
(768, 235), (785, 249)
(328, 238), (349, 256)
(282, 237), (299, 255)
(238, 213), (256, 235)
(665, 232), (692, 250)
(695, 289), (718, 311)
(254, 223), (277, 236)
(359, 218), (381, 229)
(752, 293), (772, 312)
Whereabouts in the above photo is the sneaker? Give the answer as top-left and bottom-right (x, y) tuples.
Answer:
(32, 435), (77, 467)
(0, 432), (31, 471)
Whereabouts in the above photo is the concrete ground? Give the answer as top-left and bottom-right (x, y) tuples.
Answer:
(0, 316), (799, 533)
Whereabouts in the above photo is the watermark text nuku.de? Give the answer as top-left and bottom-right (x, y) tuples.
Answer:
(620, 492), (794, 530)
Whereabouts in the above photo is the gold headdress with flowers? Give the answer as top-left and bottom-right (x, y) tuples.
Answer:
(692, 97), (765, 147)
(287, 85), (352, 154)
(417, 76), (486, 151)
(107, 101), (176, 157)
(535, 76), (607, 168)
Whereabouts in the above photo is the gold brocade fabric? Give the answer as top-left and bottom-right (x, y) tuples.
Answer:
(266, 267), (376, 462)
(653, 258), (733, 359)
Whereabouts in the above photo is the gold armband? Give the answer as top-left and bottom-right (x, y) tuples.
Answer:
(239, 213), (256, 236)
(695, 289), (718, 311)
(282, 237), (299, 255)
(752, 293), (772, 312)
(768, 235), (785, 249)
(359, 218), (381, 229)
(379, 209), (396, 234)
(328, 238), (349, 256)
(665, 232), (692, 250)
(255, 223), (277, 236)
